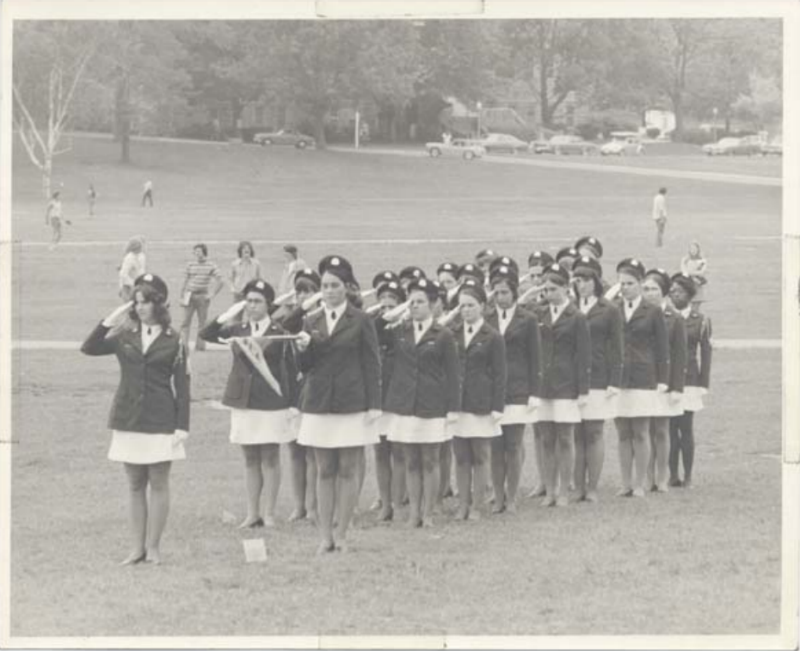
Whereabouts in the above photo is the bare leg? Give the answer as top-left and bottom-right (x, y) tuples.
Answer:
(288, 441), (307, 521)
(438, 440), (453, 502)
(404, 444), (423, 527)
(421, 443), (441, 525)
(145, 462), (171, 564)
(490, 435), (507, 513)
(680, 411), (696, 487)
(471, 438), (491, 518)
(122, 464), (148, 565)
(261, 444), (281, 524)
(539, 422), (557, 506)
(334, 447), (361, 547)
(452, 437), (472, 519)
(392, 443), (408, 505)
(314, 448), (337, 553)
(306, 449), (318, 521)
(555, 424), (575, 506)
(669, 416), (682, 485)
(615, 418), (633, 496)
(650, 417), (670, 491)
(374, 437), (393, 520)
(585, 420), (605, 501)
(530, 423), (547, 497)
(504, 425), (525, 511)
(240, 445), (264, 527)
(573, 422), (588, 499)
(631, 417), (651, 496)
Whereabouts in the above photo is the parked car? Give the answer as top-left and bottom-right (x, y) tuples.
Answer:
(600, 132), (645, 156)
(702, 136), (762, 156)
(253, 128), (316, 148)
(534, 134), (598, 155)
(761, 136), (782, 156)
(425, 139), (486, 160)
(478, 133), (529, 154)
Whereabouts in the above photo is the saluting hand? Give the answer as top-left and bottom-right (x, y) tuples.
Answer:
(218, 300), (247, 324)
(102, 301), (134, 328)
(527, 396), (540, 412)
(606, 386), (620, 398)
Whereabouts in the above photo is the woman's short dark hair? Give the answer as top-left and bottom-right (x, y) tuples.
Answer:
(194, 243), (208, 257)
(490, 277), (519, 301)
(237, 241), (255, 258)
(129, 285), (171, 328)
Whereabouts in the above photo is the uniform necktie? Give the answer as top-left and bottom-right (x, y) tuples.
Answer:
(147, 326), (152, 336)
(628, 302), (633, 310)
(502, 310), (507, 319)
(584, 298), (589, 307)
(468, 326), (473, 335)
(418, 323), (423, 332)
(331, 311), (337, 320)
(253, 323), (259, 334)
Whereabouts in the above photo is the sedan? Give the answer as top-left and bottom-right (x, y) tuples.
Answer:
(479, 133), (529, 154)
(761, 136), (782, 156)
(536, 135), (598, 155)
(600, 133), (645, 156)
(702, 136), (762, 156)
(253, 128), (316, 148)
(425, 139), (486, 160)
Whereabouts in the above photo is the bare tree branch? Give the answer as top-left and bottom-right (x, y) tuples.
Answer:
(12, 84), (48, 154)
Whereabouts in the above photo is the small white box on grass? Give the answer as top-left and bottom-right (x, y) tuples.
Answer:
(243, 538), (268, 563)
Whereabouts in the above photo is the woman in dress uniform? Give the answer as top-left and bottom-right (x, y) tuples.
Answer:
(450, 278), (507, 520)
(398, 265), (426, 290)
(372, 278), (408, 521)
(379, 278), (461, 527)
(486, 264), (541, 513)
(571, 256), (623, 502)
(295, 255), (382, 553)
(614, 258), (670, 498)
(536, 263), (591, 507)
(574, 236), (603, 262)
(81, 274), (189, 565)
(433, 270), (458, 502)
(555, 247), (579, 274)
(669, 273), (712, 488)
(200, 279), (298, 527)
(642, 269), (686, 493)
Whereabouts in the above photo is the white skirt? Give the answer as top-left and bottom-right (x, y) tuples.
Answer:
(387, 414), (449, 444)
(108, 430), (186, 465)
(297, 412), (379, 448)
(537, 399), (582, 424)
(616, 389), (662, 418)
(579, 388), (619, 421)
(682, 386), (707, 413)
(230, 408), (296, 445)
(501, 403), (537, 425)
(448, 412), (501, 439)
(652, 391), (684, 418)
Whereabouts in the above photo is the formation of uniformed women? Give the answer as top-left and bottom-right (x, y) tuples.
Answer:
(82, 236), (713, 562)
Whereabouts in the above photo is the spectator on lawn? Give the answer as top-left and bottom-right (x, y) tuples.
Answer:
(119, 236), (147, 301)
(87, 183), (96, 216)
(669, 273), (712, 489)
(278, 244), (309, 295)
(142, 180), (154, 207)
(179, 244), (224, 352)
(229, 241), (262, 303)
(680, 240), (708, 307)
(80, 274), (190, 566)
(294, 255), (382, 553)
(45, 190), (69, 251)
(200, 279), (299, 529)
(653, 187), (668, 248)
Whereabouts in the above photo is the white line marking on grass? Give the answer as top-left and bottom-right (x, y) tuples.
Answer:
(731, 236), (782, 241)
(11, 339), (781, 351)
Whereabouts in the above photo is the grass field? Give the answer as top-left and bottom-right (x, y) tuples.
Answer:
(8, 135), (784, 638)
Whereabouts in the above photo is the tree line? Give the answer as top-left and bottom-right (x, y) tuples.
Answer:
(13, 19), (782, 194)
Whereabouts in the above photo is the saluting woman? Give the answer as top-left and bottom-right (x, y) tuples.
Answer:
(486, 264), (541, 513)
(614, 258), (670, 498)
(536, 263), (591, 507)
(380, 278), (461, 527)
(81, 274), (189, 565)
(669, 273), (712, 489)
(642, 269), (686, 493)
(450, 278), (507, 520)
(200, 279), (298, 528)
(571, 256), (623, 503)
(372, 276), (408, 521)
(295, 255), (382, 553)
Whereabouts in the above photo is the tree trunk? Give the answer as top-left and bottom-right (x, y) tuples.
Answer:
(312, 112), (326, 149)
(672, 95), (684, 141)
(115, 70), (131, 164)
(42, 157), (52, 199)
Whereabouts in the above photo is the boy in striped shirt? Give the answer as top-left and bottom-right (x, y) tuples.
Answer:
(180, 244), (224, 351)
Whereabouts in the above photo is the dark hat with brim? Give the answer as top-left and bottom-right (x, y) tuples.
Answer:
(543, 262), (570, 286)
(373, 270), (399, 289)
(134, 273), (168, 302)
(670, 272), (698, 299)
(377, 280), (406, 303)
(458, 278), (488, 304)
(616, 257), (646, 281)
(243, 279), (275, 305)
(319, 255), (355, 284)
(294, 269), (321, 291)
(528, 250), (555, 269)
(458, 262), (485, 284)
(575, 236), (604, 259)
(489, 255), (520, 276)
(407, 277), (439, 302)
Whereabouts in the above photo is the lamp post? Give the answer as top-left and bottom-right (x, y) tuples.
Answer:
(476, 101), (482, 138)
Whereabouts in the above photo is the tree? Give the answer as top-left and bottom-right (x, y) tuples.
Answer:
(12, 21), (97, 197)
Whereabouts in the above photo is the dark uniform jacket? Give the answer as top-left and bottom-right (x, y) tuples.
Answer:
(378, 319), (461, 418)
(682, 309), (712, 389)
(486, 305), (542, 404)
(663, 306), (688, 394)
(538, 303), (591, 400)
(296, 302), (382, 414)
(618, 299), (670, 390)
(580, 297), (624, 390)
(454, 321), (507, 415)
(81, 322), (190, 433)
(200, 318), (297, 411)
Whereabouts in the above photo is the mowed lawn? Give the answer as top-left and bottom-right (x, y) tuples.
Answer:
(8, 135), (784, 637)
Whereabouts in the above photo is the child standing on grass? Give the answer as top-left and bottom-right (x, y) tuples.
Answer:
(45, 190), (71, 250)
(88, 183), (96, 216)
(680, 241), (708, 307)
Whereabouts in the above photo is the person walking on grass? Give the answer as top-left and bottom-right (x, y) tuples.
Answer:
(81, 274), (190, 566)
(278, 245), (309, 295)
(180, 244), (224, 352)
(88, 183), (97, 216)
(229, 241), (263, 304)
(653, 187), (668, 248)
(118, 236), (147, 302)
(142, 180), (154, 208)
(45, 190), (71, 251)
